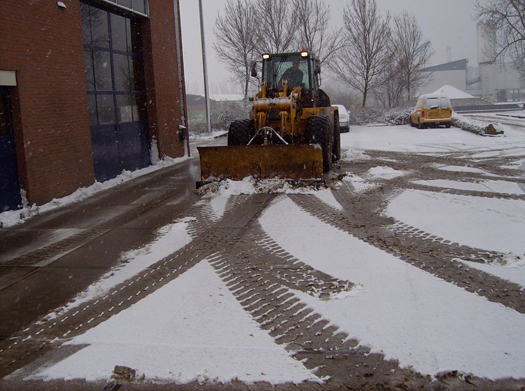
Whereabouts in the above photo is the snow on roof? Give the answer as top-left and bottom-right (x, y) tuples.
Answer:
(433, 85), (473, 99)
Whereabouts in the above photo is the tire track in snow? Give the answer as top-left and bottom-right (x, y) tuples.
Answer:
(0, 199), (243, 378)
(289, 189), (525, 314)
(206, 249), (430, 390)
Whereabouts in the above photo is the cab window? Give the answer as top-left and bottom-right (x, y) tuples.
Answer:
(263, 55), (309, 91)
(440, 97), (449, 108)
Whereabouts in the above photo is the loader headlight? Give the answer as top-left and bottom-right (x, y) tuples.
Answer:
(262, 53), (270, 60)
(300, 50), (308, 58)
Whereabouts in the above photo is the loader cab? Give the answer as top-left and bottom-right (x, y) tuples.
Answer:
(260, 52), (322, 104)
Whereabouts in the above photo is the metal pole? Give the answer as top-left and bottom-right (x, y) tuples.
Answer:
(198, 0), (212, 133)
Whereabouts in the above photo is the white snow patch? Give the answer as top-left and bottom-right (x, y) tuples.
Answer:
(314, 189), (342, 210)
(150, 136), (160, 165)
(501, 159), (525, 170)
(259, 196), (525, 379)
(365, 166), (405, 180)
(340, 149), (371, 162)
(31, 260), (319, 384)
(386, 189), (525, 254)
(209, 196), (229, 221)
(435, 164), (489, 174)
(203, 178), (258, 220)
(413, 179), (525, 195)
(470, 148), (525, 159)
(203, 177), (328, 220)
(341, 174), (376, 193)
(189, 130), (228, 141)
(204, 177), (324, 196)
(458, 254), (525, 289)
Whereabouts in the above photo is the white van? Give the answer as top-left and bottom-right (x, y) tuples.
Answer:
(333, 104), (350, 133)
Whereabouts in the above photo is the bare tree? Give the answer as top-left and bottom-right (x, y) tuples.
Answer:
(292, 0), (342, 65)
(214, 0), (258, 97)
(392, 12), (434, 101)
(476, 0), (525, 76)
(372, 62), (404, 108)
(214, 0), (343, 95)
(330, 0), (392, 107)
(254, 0), (298, 53)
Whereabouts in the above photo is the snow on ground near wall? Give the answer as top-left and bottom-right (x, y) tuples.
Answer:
(413, 179), (525, 195)
(259, 196), (525, 379)
(31, 259), (319, 385)
(341, 124), (525, 154)
(0, 157), (187, 228)
(386, 189), (525, 255)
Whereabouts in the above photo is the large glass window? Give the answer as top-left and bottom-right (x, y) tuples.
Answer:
(81, 2), (146, 126)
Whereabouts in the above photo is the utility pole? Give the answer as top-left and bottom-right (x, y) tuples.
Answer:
(198, 0), (212, 133)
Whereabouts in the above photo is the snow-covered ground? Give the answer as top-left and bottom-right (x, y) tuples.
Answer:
(11, 122), (525, 385)
(260, 196), (525, 379)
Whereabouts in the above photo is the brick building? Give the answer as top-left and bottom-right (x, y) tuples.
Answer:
(0, 0), (187, 211)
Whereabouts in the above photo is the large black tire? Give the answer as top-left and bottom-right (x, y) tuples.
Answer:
(227, 119), (254, 146)
(306, 115), (332, 172)
(332, 114), (341, 163)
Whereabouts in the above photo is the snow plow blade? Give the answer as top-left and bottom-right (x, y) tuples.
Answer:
(197, 144), (323, 184)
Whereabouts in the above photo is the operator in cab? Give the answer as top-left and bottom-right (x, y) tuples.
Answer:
(280, 58), (303, 89)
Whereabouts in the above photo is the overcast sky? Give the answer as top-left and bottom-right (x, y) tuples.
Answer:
(179, 0), (479, 95)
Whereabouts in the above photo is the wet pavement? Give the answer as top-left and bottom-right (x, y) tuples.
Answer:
(0, 156), (202, 353)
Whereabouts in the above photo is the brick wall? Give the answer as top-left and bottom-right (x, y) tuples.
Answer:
(0, 0), (95, 206)
(143, 0), (185, 159)
(0, 0), (187, 207)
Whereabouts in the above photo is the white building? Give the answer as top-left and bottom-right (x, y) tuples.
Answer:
(417, 23), (524, 102)
(476, 22), (523, 102)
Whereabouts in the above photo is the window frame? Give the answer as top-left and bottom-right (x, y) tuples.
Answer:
(98, 0), (149, 18)
(81, 2), (147, 126)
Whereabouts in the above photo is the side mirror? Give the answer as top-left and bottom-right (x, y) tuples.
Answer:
(314, 59), (321, 74)
(251, 61), (257, 77)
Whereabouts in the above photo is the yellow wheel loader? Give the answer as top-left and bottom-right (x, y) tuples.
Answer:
(197, 50), (341, 184)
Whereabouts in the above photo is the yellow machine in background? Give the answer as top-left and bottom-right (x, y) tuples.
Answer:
(198, 50), (340, 184)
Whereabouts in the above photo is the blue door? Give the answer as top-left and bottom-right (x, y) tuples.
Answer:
(0, 87), (22, 212)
